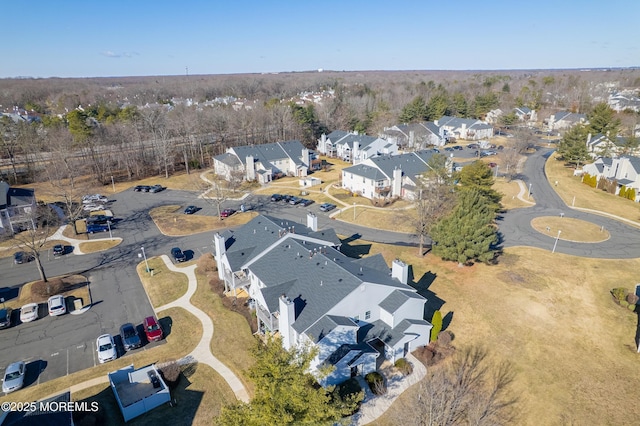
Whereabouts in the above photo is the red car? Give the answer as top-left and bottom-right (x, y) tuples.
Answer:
(220, 208), (236, 218)
(143, 316), (163, 342)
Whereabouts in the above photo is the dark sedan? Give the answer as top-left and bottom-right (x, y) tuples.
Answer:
(171, 247), (186, 263)
(120, 323), (142, 351)
(184, 205), (198, 215)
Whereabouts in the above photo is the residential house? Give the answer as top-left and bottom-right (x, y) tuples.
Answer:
(109, 364), (171, 422)
(582, 156), (640, 201)
(434, 116), (494, 141)
(484, 109), (503, 125)
(514, 106), (537, 123)
(316, 131), (398, 164)
(546, 111), (587, 131)
(0, 181), (36, 235)
(341, 150), (442, 200)
(379, 122), (446, 148)
(586, 133), (638, 158)
(213, 140), (319, 184)
(213, 214), (432, 386)
(608, 92), (640, 113)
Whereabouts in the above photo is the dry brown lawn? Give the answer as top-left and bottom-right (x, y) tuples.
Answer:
(0, 307), (202, 405)
(78, 238), (122, 253)
(193, 263), (256, 396)
(137, 257), (189, 308)
(531, 216), (610, 242)
(72, 362), (236, 426)
(493, 177), (534, 210)
(149, 205), (258, 236)
(365, 242), (640, 426)
(546, 152), (640, 226)
(2, 275), (91, 311)
(333, 207), (417, 233)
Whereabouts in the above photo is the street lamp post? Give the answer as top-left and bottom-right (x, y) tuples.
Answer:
(141, 246), (150, 273)
(528, 183), (532, 199)
(353, 202), (356, 221)
(552, 230), (562, 253)
(111, 176), (115, 193)
(107, 220), (113, 240)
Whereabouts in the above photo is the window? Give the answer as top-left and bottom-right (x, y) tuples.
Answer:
(365, 311), (371, 320)
(353, 315), (359, 322)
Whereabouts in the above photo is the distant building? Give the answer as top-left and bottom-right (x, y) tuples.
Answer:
(434, 116), (494, 140)
(317, 131), (398, 164)
(545, 111), (587, 131)
(213, 141), (319, 184)
(380, 122), (446, 148)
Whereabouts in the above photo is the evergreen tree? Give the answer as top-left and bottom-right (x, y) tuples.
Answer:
(557, 124), (590, 167)
(430, 189), (499, 265)
(217, 336), (359, 425)
(588, 102), (621, 137)
(426, 93), (449, 121)
(399, 96), (428, 123)
(472, 92), (499, 119)
(457, 161), (502, 210)
(450, 93), (469, 117)
(431, 310), (442, 342)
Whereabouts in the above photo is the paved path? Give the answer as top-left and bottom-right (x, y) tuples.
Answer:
(155, 255), (250, 402)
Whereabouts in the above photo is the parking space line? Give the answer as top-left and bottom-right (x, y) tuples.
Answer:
(92, 341), (96, 367)
(66, 349), (69, 376)
(51, 352), (59, 357)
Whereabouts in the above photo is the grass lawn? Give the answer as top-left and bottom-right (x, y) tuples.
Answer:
(72, 362), (237, 426)
(79, 238), (123, 253)
(493, 178), (534, 210)
(362, 242), (640, 426)
(137, 257), (189, 308)
(193, 261), (256, 396)
(2, 275), (91, 311)
(149, 205), (258, 236)
(0, 307), (202, 405)
(531, 216), (610, 242)
(546, 152), (640, 226)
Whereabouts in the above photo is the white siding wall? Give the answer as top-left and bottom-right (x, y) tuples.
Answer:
(392, 297), (426, 326)
(327, 283), (393, 324)
(342, 171), (376, 198)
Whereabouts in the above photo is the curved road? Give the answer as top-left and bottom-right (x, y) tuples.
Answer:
(499, 147), (640, 258)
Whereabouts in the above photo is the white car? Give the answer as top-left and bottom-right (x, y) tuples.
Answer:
(96, 334), (117, 363)
(47, 295), (66, 316)
(20, 303), (39, 323)
(82, 194), (107, 203)
(83, 204), (105, 212)
(2, 361), (25, 393)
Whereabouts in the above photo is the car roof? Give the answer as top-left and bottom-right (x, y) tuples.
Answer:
(120, 323), (134, 330)
(97, 334), (112, 342)
(5, 361), (24, 372)
(144, 315), (157, 323)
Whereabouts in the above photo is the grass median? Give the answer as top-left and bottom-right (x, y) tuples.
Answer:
(150, 205), (258, 237)
(137, 257), (189, 308)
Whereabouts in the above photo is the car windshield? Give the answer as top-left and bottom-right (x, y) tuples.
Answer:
(23, 306), (36, 313)
(123, 328), (135, 338)
(50, 303), (62, 310)
(5, 371), (21, 380)
(148, 323), (160, 331)
(99, 343), (113, 351)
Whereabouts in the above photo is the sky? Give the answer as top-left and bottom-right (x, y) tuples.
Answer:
(2, 0), (639, 78)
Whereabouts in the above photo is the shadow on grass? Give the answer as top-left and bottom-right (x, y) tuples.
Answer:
(410, 267), (446, 322)
(73, 363), (204, 426)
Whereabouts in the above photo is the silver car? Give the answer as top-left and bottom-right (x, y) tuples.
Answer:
(2, 361), (25, 393)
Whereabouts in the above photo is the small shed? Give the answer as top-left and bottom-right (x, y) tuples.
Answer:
(109, 364), (171, 422)
(299, 177), (322, 187)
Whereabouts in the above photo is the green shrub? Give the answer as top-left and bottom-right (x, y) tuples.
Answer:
(332, 378), (364, 416)
(611, 288), (628, 303)
(365, 372), (386, 395)
(628, 304), (636, 312)
(395, 358), (413, 376)
(621, 300), (629, 308)
(619, 186), (627, 198)
(431, 310), (442, 342)
(628, 188), (636, 201)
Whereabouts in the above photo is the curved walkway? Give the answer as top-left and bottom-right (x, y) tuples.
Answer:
(155, 255), (250, 402)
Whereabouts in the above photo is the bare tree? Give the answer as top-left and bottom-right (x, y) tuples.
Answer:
(12, 204), (61, 283)
(398, 346), (518, 426)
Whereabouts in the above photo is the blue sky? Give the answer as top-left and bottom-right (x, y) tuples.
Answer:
(2, 0), (638, 78)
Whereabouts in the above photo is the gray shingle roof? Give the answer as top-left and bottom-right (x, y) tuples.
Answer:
(369, 150), (434, 179)
(379, 290), (426, 314)
(360, 318), (430, 347)
(342, 163), (389, 181)
(229, 140), (306, 167)
(306, 315), (358, 343)
(214, 152), (242, 166)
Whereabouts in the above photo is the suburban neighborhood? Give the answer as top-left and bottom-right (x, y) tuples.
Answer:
(1, 57), (640, 425)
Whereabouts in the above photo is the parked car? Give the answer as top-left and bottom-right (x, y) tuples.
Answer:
(467, 143), (479, 149)
(2, 361), (25, 393)
(83, 204), (105, 212)
(0, 308), (12, 329)
(13, 251), (33, 264)
(149, 184), (165, 193)
(133, 185), (151, 192)
(47, 295), (66, 316)
(53, 245), (65, 257)
(480, 150), (497, 157)
(82, 194), (107, 203)
(432, 148), (440, 153)
(86, 215), (112, 225)
(143, 316), (163, 342)
(289, 196), (302, 205)
(220, 208), (236, 218)
(171, 247), (186, 263)
(270, 194), (283, 202)
(444, 147), (454, 152)
(300, 199), (314, 207)
(120, 323), (142, 351)
(19, 303), (39, 323)
(319, 203), (337, 212)
(96, 334), (117, 363)
(87, 223), (109, 234)
(453, 145), (463, 150)
(184, 205), (198, 215)
(282, 195), (293, 203)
